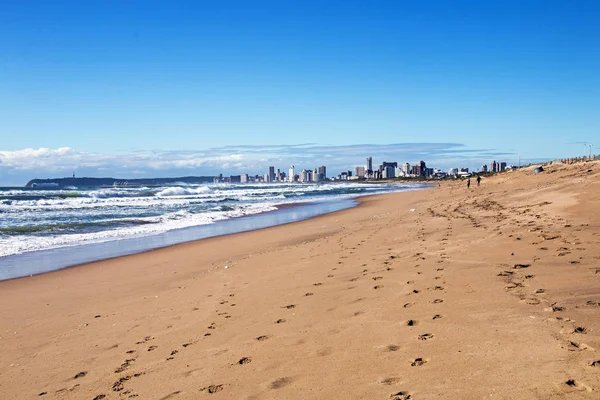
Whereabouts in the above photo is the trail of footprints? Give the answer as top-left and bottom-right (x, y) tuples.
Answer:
(39, 212), (449, 399)
(453, 193), (599, 393)
(437, 184), (599, 394)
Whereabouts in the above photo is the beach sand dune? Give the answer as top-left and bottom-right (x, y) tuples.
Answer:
(1, 160), (599, 399)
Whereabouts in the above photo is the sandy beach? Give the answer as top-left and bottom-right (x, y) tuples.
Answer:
(1, 160), (599, 400)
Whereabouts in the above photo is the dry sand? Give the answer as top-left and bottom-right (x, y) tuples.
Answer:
(1, 161), (599, 399)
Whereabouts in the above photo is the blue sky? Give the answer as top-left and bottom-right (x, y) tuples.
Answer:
(1, 0), (599, 185)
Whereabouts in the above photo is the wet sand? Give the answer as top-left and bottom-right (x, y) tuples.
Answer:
(0, 161), (599, 399)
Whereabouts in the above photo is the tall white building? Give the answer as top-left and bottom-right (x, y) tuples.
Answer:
(288, 165), (295, 182)
(402, 163), (410, 174)
(313, 168), (320, 182)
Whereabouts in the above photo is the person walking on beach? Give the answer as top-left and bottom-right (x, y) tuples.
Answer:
(476, 175), (481, 186)
(467, 178), (471, 189)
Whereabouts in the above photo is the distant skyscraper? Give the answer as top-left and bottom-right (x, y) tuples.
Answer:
(366, 157), (373, 174)
(491, 160), (498, 173)
(481, 165), (488, 173)
(500, 162), (507, 171)
(240, 174), (249, 183)
(318, 165), (326, 181)
(276, 169), (281, 181)
(411, 161), (427, 177)
(288, 165), (295, 182)
(268, 166), (275, 182)
(402, 163), (410, 174)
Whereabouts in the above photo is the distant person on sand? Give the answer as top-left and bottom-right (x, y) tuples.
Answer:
(467, 178), (471, 189)
(477, 176), (481, 186)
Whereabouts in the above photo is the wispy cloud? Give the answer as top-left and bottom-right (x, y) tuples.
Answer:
(0, 143), (516, 185)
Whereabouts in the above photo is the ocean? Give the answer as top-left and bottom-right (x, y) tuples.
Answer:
(0, 182), (425, 279)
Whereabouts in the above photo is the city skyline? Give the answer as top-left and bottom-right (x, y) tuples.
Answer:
(214, 156), (517, 183)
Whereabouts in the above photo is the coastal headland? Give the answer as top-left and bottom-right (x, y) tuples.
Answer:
(1, 160), (599, 399)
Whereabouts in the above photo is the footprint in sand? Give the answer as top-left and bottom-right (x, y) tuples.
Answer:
(237, 357), (252, 365)
(568, 341), (590, 351)
(389, 391), (412, 399)
(418, 333), (434, 341)
(432, 314), (443, 320)
(380, 377), (400, 385)
(270, 377), (292, 389)
(410, 358), (427, 366)
(573, 327), (588, 334)
(201, 384), (224, 394)
(275, 319), (287, 324)
(406, 320), (417, 326)
(431, 299), (444, 304)
(497, 270), (514, 277)
(282, 304), (296, 309)
(387, 344), (400, 352)
(256, 335), (270, 341)
(564, 379), (591, 392)
(373, 285), (384, 289)
(135, 336), (153, 345)
(114, 358), (136, 373)
(305, 292), (314, 296)
(403, 303), (413, 308)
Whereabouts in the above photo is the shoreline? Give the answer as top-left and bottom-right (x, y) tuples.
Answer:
(0, 198), (355, 281)
(0, 187), (424, 282)
(1, 161), (599, 399)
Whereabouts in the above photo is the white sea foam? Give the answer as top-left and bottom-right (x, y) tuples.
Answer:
(0, 203), (277, 257)
(156, 186), (212, 197)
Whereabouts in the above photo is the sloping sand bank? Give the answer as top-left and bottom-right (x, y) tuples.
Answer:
(1, 161), (599, 399)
